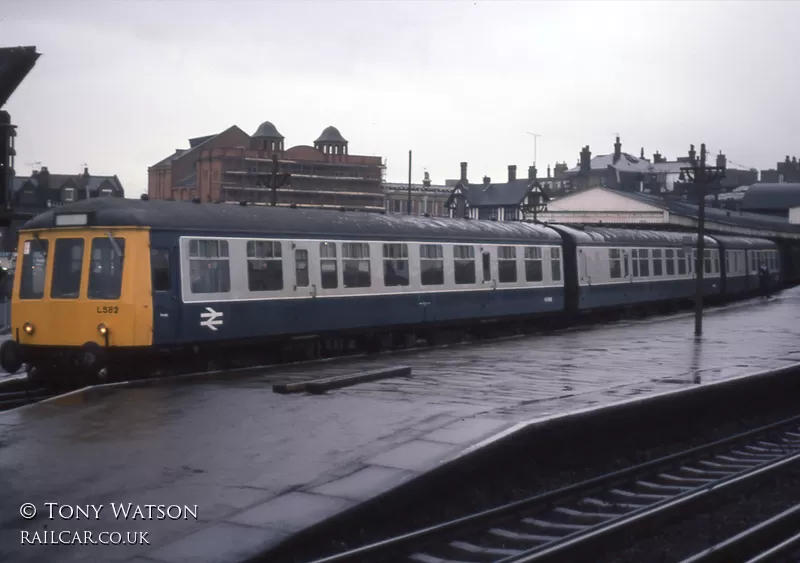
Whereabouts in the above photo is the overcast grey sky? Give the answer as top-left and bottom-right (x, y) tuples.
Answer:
(2, 0), (799, 196)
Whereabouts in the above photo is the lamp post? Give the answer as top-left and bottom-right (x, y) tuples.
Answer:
(680, 143), (726, 336)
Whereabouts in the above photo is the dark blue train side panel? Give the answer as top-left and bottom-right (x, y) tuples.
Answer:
(577, 277), (720, 311)
(176, 288), (565, 344)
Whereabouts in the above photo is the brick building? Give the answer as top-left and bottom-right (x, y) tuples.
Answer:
(148, 122), (385, 211)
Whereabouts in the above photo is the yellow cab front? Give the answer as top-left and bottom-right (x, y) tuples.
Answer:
(0, 223), (153, 379)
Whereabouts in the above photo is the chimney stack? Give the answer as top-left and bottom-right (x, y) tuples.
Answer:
(689, 144), (697, 163)
(508, 165), (517, 182)
(422, 171), (431, 188)
(547, 165), (551, 178)
(579, 146), (592, 174)
(528, 165), (536, 181)
(613, 136), (622, 163)
(460, 161), (468, 182)
(716, 151), (727, 169)
(653, 151), (663, 164)
(483, 176), (491, 186)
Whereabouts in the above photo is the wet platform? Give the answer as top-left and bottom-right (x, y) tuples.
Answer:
(1, 289), (800, 563)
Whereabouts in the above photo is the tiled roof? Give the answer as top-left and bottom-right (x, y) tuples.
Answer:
(453, 179), (538, 207)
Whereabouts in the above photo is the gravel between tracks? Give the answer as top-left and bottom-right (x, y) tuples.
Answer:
(271, 395), (800, 563)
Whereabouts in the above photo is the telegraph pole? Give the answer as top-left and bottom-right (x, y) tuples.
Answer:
(407, 150), (412, 215)
(680, 143), (725, 336)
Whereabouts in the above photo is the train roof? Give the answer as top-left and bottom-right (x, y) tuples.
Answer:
(708, 235), (778, 249)
(551, 224), (720, 247)
(21, 198), (564, 244)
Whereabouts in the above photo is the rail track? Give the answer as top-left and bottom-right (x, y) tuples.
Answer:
(303, 413), (800, 563)
(679, 503), (800, 563)
(0, 387), (54, 411)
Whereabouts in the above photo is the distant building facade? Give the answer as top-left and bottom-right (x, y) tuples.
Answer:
(383, 171), (450, 216)
(12, 165), (124, 212)
(564, 137), (756, 196)
(760, 156), (800, 184)
(2, 165), (124, 251)
(444, 162), (549, 222)
(148, 122), (385, 212)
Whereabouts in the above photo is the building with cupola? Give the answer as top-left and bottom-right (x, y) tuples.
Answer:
(147, 122), (385, 211)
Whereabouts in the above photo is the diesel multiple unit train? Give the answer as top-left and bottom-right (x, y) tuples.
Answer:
(0, 198), (784, 387)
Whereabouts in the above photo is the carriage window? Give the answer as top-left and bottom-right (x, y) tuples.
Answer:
(247, 240), (283, 292)
(652, 249), (663, 276)
(19, 239), (48, 299)
(631, 249), (640, 277)
(151, 248), (171, 291)
(383, 243), (409, 287)
(420, 244), (444, 285)
(295, 249), (309, 287)
(609, 249), (622, 279)
(498, 246), (517, 283)
(342, 242), (370, 288)
(88, 238), (125, 299)
(713, 249), (720, 274)
(320, 242), (338, 289)
(665, 249), (675, 275)
(188, 239), (230, 294)
(524, 247), (543, 282)
(677, 249), (687, 275)
(51, 238), (84, 299)
(704, 249), (712, 275)
(550, 248), (561, 281)
(453, 245), (476, 284)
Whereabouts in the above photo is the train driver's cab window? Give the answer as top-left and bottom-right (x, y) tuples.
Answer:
(51, 238), (84, 299)
(246, 240), (283, 292)
(342, 243), (371, 288)
(188, 239), (230, 294)
(19, 239), (48, 299)
(88, 237), (125, 299)
(151, 249), (171, 291)
(420, 244), (444, 285)
(453, 245), (476, 284)
(383, 243), (409, 287)
(320, 242), (338, 289)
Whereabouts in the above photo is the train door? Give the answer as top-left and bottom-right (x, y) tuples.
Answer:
(291, 242), (318, 298)
(150, 247), (181, 343)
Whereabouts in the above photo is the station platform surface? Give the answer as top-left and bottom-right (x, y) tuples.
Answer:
(1, 289), (799, 563)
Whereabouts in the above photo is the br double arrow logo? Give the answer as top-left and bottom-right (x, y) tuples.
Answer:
(200, 307), (224, 331)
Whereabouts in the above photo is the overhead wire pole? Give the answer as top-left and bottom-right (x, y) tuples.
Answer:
(680, 143), (726, 337)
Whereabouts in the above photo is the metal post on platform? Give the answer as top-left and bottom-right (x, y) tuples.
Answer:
(681, 143), (726, 336)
